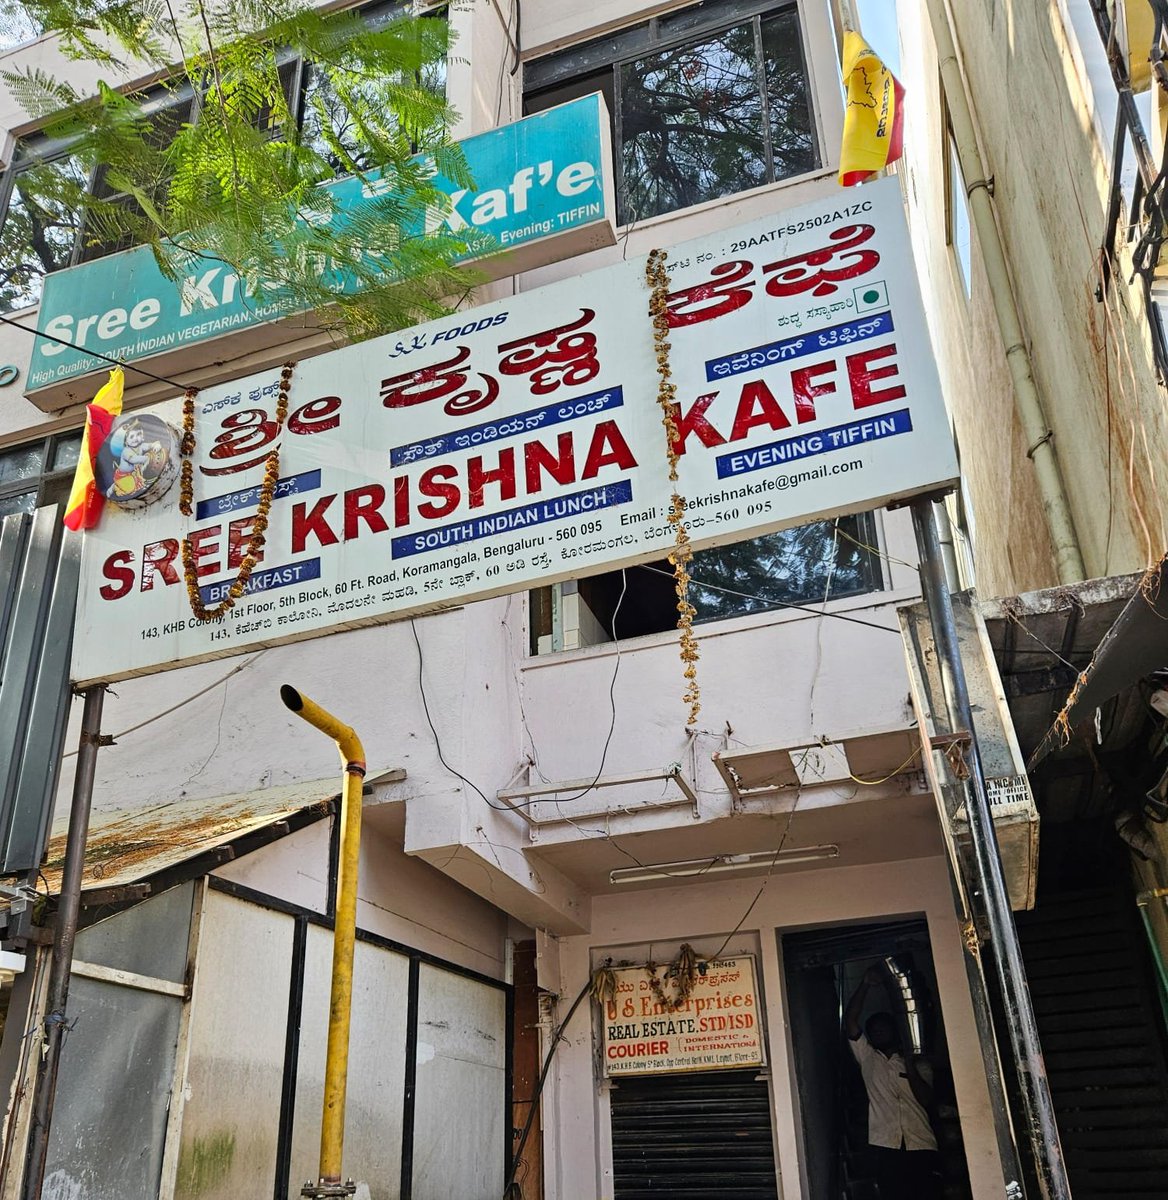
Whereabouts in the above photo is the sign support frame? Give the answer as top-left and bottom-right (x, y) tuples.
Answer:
(22, 684), (107, 1200)
(910, 495), (1069, 1200)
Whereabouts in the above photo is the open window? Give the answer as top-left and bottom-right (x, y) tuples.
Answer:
(529, 512), (882, 655)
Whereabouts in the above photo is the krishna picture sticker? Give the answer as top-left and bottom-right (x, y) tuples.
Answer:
(95, 413), (181, 509)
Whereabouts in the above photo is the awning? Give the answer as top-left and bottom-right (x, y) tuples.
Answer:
(33, 769), (402, 901)
(1030, 556), (1168, 766)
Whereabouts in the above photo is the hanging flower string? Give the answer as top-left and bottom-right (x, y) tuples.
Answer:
(646, 248), (701, 728)
(178, 362), (295, 622)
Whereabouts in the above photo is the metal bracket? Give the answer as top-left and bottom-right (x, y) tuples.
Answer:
(301, 1182), (356, 1199)
(79, 731), (115, 747)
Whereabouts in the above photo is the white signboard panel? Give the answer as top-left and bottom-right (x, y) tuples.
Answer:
(73, 176), (957, 684)
(602, 957), (764, 1076)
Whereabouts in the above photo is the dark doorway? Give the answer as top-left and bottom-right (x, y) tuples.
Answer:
(782, 919), (972, 1200)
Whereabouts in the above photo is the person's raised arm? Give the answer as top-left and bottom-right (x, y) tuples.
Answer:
(845, 965), (885, 1039)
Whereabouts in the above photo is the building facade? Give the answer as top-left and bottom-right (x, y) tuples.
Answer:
(3, 1), (1161, 1199)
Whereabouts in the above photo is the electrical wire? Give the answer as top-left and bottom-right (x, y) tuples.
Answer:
(634, 563), (900, 634)
(0, 312), (194, 391)
(847, 746), (922, 786)
(59, 652), (266, 758)
(411, 616), (526, 812)
(708, 788), (803, 963)
(546, 568), (627, 804)
(504, 974), (591, 1199)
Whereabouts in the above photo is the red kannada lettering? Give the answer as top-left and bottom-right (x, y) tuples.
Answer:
(497, 309), (600, 394)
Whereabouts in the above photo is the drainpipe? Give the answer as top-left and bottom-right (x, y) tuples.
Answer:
(923, 0), (1086, 585)
(1136, 887), (1168, 1024)
(280, 686), (366, 1200)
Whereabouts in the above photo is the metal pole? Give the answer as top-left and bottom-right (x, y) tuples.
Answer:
(280, 686), (366, 1200)
(23, 683), (106, 1200)
(910, 498), (1070, 1200)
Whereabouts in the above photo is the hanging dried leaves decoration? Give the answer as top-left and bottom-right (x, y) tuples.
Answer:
(645, 943), (700, 1013)
(178, 362), (295, 622)
(646, 248), (701, 727)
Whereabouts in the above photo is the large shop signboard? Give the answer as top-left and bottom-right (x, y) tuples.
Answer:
(602, 957), (765, 1076)
(72, 175), (958, 685)
(27, 93), (614, 398)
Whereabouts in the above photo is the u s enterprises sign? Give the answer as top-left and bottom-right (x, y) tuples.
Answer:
(27, 94), (615, 404)
(71, 175), (958, 685)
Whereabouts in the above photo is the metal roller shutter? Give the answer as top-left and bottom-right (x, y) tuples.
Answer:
(610, 1069), (779, 1198)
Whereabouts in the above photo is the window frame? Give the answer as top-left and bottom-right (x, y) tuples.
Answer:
(523, 0), (823, 228)
(0, 429), (85, 518)
(0, 0), (443, 311)
(528, 510), (889, 657)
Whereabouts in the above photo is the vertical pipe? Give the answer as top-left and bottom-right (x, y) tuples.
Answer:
(23, 683), (106, 1200)
(279, 686), (365, 1195)
(319, 758), (363, 1184)
(923, 0), (1085, 585)
(911, 498), (1070, 1200)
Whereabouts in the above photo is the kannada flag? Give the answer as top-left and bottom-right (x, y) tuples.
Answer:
(62, 367), (124, 532)
(838, 31), (905, 187)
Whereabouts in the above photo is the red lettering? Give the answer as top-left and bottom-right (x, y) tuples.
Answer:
(100, 550), (134, 600)
(524, 433), (575, 493)
(227, 516), (259, 569)
(393, 476), (410, 528)
(582, 420), (637, 478)
(848, 344), (907, 408)
(669, 393), (726, 456)
(141, 540), (179, 591)
(467, 448), (517, 509)
(187, 526), (221, 578)
(418, 465), (460, 520)
(729, 380), (791, 442)
(292, 496), (340, 554)
(791, 360), (838, 424)
(344, 485), (388, 540)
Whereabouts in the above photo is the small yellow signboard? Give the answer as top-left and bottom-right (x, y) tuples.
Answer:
(602, 956), (765, 1076)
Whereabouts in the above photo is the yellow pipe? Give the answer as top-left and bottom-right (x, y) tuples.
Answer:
(280, 685), (366, 1190)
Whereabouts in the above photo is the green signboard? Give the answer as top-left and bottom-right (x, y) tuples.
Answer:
(28, 94), (613, 394)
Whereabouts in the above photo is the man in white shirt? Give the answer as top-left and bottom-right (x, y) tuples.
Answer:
(845, 965), (941, 1199)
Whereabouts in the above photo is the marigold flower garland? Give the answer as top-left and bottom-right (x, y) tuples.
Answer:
(645, 248), (701, 728)
(178, 362), (294, 622)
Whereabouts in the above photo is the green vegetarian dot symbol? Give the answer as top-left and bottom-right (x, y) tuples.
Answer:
(863, 289), (881, 304)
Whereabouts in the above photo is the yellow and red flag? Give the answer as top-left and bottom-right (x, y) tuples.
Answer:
(838, 31), (905, 187)
(62, 367), (124, 532)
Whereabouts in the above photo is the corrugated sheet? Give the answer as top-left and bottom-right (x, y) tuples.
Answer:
(37, 771), (397, 896)
(0, 505), (80, 875)
(610, 1070), (779, 1199)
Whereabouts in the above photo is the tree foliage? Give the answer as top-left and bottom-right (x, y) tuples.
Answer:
(1, 0), (486, 339)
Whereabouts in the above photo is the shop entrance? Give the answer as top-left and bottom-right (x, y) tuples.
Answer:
(782, 919), (972, 1200)
(609, 1068), (778, 1198)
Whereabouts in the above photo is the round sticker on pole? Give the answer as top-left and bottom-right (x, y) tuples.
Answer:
(95, 413), (181, 509)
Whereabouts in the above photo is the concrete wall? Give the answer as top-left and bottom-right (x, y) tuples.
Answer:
(898, 0), (1168, 596)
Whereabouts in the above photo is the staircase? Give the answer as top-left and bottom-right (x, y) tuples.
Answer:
(1017, 887), (1168, 1198)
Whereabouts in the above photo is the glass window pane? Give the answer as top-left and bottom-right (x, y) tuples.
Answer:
(761, 9), (818, 180)
(619, 21), (767, 223)
(687, 515), (881, 622)
(0, 443), (45, 486)
(50, 432), (83, 472)
(0, 492), (36, 519)
(0, 156), (86, 311)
